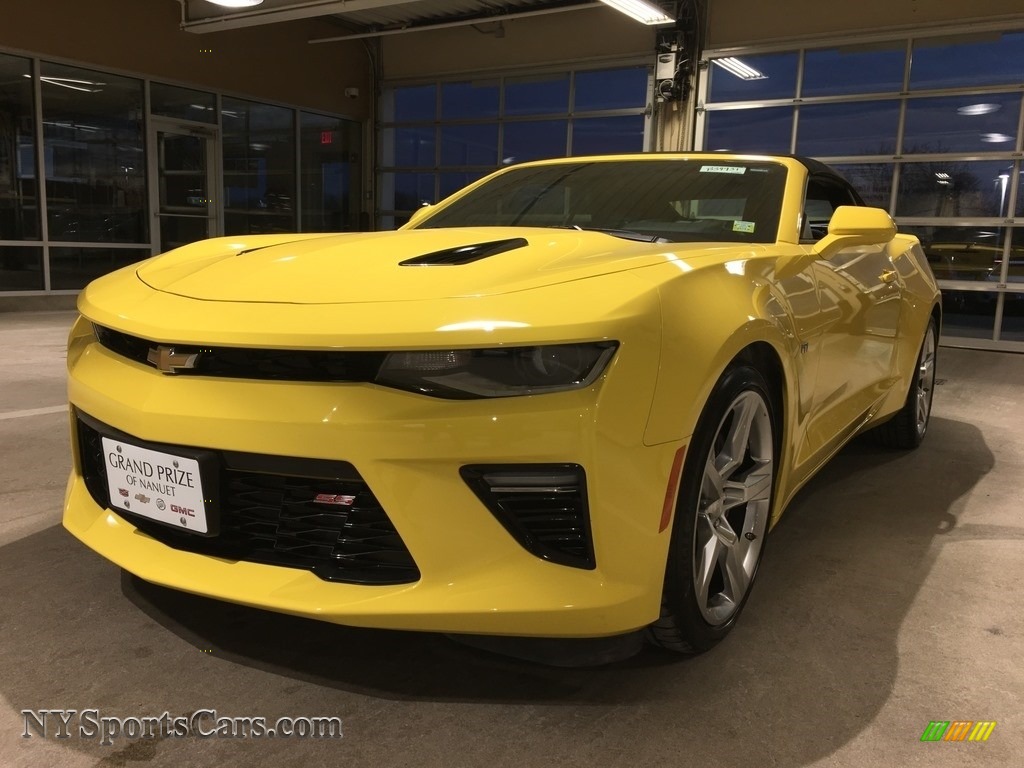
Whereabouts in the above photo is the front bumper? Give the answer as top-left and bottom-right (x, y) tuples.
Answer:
(64, 317), (684, 638)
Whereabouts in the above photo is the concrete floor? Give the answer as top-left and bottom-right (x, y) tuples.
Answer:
(1, 310), (1021, 767)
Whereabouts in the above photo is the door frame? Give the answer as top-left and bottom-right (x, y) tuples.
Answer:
(147, 116), (222, 255)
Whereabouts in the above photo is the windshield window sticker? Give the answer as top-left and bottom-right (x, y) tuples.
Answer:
(733, 220), (756, 234)
(699, 165), (747, 174)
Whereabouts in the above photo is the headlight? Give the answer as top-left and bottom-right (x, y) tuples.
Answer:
(375, 342), (618, 399)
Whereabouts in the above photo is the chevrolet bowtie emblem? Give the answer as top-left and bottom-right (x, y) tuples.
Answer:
(147, 346), (199, 374)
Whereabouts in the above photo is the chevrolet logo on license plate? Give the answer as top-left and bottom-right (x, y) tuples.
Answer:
(147, 345), (199, 374)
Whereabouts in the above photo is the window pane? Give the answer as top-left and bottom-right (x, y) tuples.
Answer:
(393, 126), (435, 167)
(708, 53), (798, 102)
(832, 163), (894, 209)
(572, 115), (645, 155)
(903, 225), (1006, 282)
(1005, 228), (1024, 283)
(938, 289), (998, 339)
(393, 85), (436, 122)
(41, 62), (146, 243)
(896, 161), (1009, 218)
(574, 67), (647, 111)
(441, 81), (499, 119)
(439, 171), (486, 198)
(902, 93), (1021, 154)
(0, 246), (43, 291)
(802, 43), (906, 96)
(300, 112), (361, 233)
(502, 120), (567, 163)
(797, 101), (899, 156)
(705, 107), (793, 153)
(440, 124), (498, 166)
(1000, 293), (1024, 341)
(391, 172), (435, 210)
(222, 99), (296, 235)
(504, 73), (569, 116)
(910, 31), (1024, 90)
(150, 82), (216, 124)
(49, 247), (150, 290)
(0, 53), (39, 241)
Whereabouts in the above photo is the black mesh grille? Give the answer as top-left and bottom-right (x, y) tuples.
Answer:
(460, 464), (595, 570)
(93, 325), (386, 383)
(75, 413), (419, 585)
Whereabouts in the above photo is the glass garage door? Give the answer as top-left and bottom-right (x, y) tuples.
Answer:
(697, 28), (1024, 351)
(378, 64), (652, 229)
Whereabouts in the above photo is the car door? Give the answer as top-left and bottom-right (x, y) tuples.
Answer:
(803, 176), (903, 455)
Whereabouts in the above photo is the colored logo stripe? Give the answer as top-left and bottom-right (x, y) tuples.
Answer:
(969, 722), (997, 742)
(920, 720), (996, 742)
(921, 721), (949, 742)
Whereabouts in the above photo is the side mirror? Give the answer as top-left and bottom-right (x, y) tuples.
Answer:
(404, 204), (433, 228)
(812, 205), (896, 259)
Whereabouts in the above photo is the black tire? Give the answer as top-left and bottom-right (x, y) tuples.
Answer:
(872, 318), (938, 450)
(649, 364), (778, 654)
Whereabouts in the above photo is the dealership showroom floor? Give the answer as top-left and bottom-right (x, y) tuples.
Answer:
(0, 310), (1020, 767)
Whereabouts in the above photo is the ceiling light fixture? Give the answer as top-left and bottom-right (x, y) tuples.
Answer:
(204, 0), (265, 8)
(598, 0), (673, 25)
(712, 57), (768, 80)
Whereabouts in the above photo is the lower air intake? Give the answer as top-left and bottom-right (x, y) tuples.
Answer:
(460, 464), (595, 570)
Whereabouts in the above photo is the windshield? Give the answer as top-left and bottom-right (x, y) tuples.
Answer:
(416, 159), (788, 244)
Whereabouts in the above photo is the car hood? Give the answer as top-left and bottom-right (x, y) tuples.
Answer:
(136, 228), (741, 305)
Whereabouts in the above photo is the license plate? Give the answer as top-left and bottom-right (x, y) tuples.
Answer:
(101, 437), (209, 534)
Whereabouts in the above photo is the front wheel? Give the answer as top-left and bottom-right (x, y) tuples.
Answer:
(649, 364), (777, 654)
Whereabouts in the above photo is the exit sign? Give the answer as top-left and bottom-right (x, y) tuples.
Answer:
(321, 131), (334, 145)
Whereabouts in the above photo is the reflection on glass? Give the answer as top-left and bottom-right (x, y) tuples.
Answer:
(394, 126), (435, 167)
(832, 164), (894, 209)
(895, 161), (1008, 218)
(440, 124), (498, 166)
(939, 289), (997, 339)
(49, 247), (151, 290)
(441, 81), (499, 119)
(502, 120), (567, 163)
(300, 112), (360, 232)
(705, 107), (793, 153)
(392, 85), (436, 122)
(157, 132), (209, 252)
(902, 226), (1006, 283)
(504, 73), (569, 116)
(41, 62), (146, 243)
(574, 67), (648, 111)
(910, 31), (1024, 90)
(151, 82), (216, 124)
(797, 101), (899, 156)
(802, 43), (906, 96)
(572, 116), (644, 155)
(222, 98), (296, 235)
(902, 93), (1021, 154)
(0, 246), (43, 291)
(0, 53), (39, 241)
(708, 53), (798, 103)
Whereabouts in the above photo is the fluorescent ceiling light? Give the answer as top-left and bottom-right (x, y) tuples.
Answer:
(712, 57), (768, 80)
(205, 0), (264, 7)
(934, 172), (951, 179)
(957, 103), (1000, 116)
(598, 0), (673, 25)
(26, 74), (106, 92)
(981, 132), (1013, 143)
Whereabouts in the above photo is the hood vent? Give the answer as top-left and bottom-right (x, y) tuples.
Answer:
(399, 237), (528, 266)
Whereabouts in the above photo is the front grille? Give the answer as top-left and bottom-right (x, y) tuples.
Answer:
(76, 413), (419, 585)
(460, 464), (595, 570)
(94, 325), (386, 383)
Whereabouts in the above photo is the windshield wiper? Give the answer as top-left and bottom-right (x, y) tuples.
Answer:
(550, 225), (669, 243)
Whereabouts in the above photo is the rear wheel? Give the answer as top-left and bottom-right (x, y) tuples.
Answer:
(649, 364), (776, 654)
(872, 318), (937, 450)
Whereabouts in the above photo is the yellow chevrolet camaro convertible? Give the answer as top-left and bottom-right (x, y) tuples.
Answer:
(64, 154), (940, 653)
